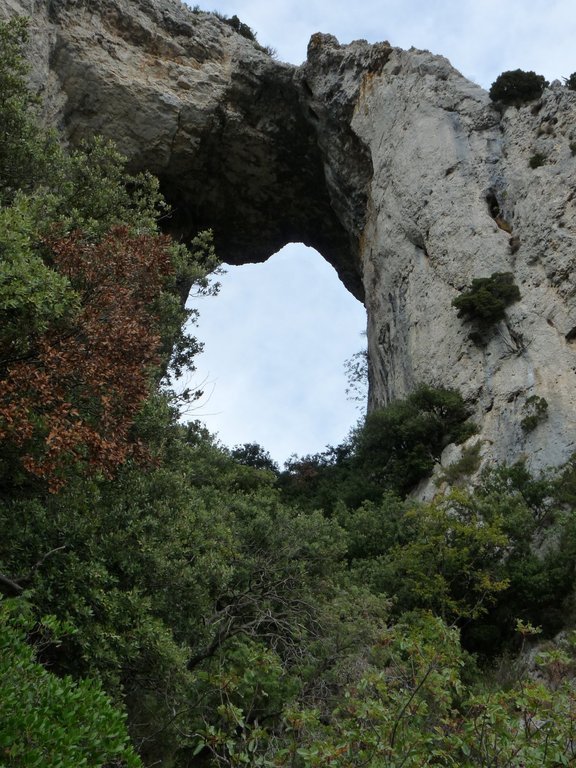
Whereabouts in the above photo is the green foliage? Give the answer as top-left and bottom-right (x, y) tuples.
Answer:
(224, 13), (257, 41)
(343, 346), (368, 408)
(452, 272), (521, 338)
(564, 72), (576, 90)
(280, 386), (475, 510)
(253, 616), (576, 768)
(0, 408), (364, 764)
(229, 442), (279, 472)
(0, 19), (62, 204)
(462, 463), (576, 652)
(529, 152), (547, 169)
(0, 198), (79, 359)
(440, 440), (482, 484)
(351, 385), (475, 497)
(335, 461), (576, 657)
(347, 490), (510, 624)
(0, 600), (141, 767)
(489, 69), (549, 105)
(211, 9), (275, 55)
(521, 395), (549, 432)
(280, 615), (468, 768)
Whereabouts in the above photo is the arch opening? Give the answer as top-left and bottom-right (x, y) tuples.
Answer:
(184, 243), (367, 465)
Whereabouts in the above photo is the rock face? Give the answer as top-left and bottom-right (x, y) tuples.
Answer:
(3, 0), (576, 474)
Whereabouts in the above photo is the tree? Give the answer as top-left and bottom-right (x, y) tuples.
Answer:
(349, 490), (510, 624)
(230, 442), (279, 472)
(350, 385), (475, 497)
(344, 347), (368, 409)
(565, 72), (576, 90)
(0, 19), (219, 490)
(0, 227), (180, 488)
(489, 69), (549, 105)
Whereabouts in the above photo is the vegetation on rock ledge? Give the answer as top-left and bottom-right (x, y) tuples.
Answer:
(452, 271), (521, 341)
(489, 69), (549, 105)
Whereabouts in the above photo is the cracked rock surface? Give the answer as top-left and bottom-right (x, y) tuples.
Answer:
(4, 0), (576, 474)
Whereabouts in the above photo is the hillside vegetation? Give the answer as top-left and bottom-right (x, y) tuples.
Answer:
(1, 19), (576, 768)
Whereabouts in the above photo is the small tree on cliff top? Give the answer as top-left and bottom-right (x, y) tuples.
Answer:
(489, 69), (548, 105)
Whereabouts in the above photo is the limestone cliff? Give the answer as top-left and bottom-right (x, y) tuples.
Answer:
(3, 0), (576, 475)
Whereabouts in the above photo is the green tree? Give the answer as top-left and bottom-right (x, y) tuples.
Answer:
(565, 72), (576, 90)
(350, 385), (475, 497)
(489, 69), (549, 105)
(347, 490), (509, 624)
(229, 442), (279, 472)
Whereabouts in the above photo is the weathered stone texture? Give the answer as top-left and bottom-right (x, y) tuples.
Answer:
(353, 51), (576, 472)
(3, 0), (576, 473)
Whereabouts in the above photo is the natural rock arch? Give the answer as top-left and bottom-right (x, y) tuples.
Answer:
(5, 0), (576, 473)
(20, 0), (381, 300)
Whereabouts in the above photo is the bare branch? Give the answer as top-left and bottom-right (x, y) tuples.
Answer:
(0, 545), (67, 597)
(0, 571), (24, 597)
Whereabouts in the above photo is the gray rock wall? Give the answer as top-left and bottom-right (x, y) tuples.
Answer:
(351, 47), (576, 472)
(3, 0), (576, 474)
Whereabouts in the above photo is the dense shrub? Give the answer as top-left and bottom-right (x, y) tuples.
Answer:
(529, 152), (547, 168)
(351, 385), (475, 496)
(452, 271), (521, 337)
(280, 386), (475, 508)
(212, 11), (256, 41)
(489, 69), (548, 105)
(565, 72), (576, 90)
(229, 441), (279, 472)
(0, 602), (140, 767)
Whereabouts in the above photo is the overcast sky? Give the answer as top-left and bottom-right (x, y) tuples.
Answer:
(185, 1), (576, 466)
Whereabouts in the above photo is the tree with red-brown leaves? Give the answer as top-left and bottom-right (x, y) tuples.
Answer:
(0, 227), (180, 490)
(0, 18), (219, 492)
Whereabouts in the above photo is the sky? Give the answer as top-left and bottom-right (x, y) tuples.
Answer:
(184, 0), (576, 466)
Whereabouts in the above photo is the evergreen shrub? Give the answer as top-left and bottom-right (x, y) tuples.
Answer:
(452, 272), (521, 337)
(489, 69), (548, 105)
(565, 72), (576, 90)
(529, 152), (547, 168)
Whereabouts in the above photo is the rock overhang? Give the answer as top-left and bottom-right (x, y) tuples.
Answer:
(19, 0), (370, 300)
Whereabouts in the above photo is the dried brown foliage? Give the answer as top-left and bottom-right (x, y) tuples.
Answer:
(0, 226), (174, 489)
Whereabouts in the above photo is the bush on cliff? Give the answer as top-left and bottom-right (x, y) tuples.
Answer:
(489, 69), (548, 105)
(452, 271), (521, 339)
